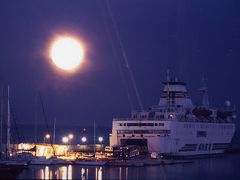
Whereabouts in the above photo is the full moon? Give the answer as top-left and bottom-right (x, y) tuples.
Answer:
(50, 37), (84, 71)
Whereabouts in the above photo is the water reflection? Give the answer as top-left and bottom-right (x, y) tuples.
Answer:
(81, 167), (86, 180)
(44, 166), (49, 179)
(68, 165), (72, 179)
(20, 164), (167, 180)
(125, 167), (128, 180)
(40, 169), (44, 179)
(58, 165), (72, 179)
(18, 156), (240, 180)
(37, 165), (73, 180)
(97, 167), (102, 180)
(119, 167), (122, 180)
(61, 166), (67, 179)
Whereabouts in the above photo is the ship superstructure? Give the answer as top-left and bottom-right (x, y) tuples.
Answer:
(109, 73), (236, 156)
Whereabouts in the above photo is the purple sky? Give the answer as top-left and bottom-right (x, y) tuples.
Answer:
(0, 0), (239, 126)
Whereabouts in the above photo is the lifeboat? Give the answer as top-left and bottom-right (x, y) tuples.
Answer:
(217, 110), (232, 120)
(192, 107), (212, 117)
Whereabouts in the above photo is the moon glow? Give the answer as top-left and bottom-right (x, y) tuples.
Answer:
(50, 37), (84, 71)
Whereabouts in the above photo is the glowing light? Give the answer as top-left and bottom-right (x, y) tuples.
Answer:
(39, 147), (45, 156)
(50, 37), (84, 71)
(45, 166), (50, 180)
(61, 166), (67, 180)
(68, 165), (72, 179)
(62, 136), (69, 144)
(81, 136), (87, 143)
(98, 137), (103, 143)
(98, 167), (103, 180)
(45, 134), (51, 139)
(19, 143), (30, 150)
(169, 114), (174, 118)
(81, 168), (86, 179)
(68, 134), (74, 140)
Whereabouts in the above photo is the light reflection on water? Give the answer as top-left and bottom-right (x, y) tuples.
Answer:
(21, 165), (167, 180)
(22, 165), (104, 180)
(18, 155), (240, 180)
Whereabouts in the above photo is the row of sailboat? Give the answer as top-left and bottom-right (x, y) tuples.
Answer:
(0, 84), (107, 176)
(0, 85), (11, 158)
(0, 85), (64, 178)
(0, 85), (29, 179)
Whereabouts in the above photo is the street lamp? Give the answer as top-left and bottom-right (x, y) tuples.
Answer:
(98, 136), (103, 143)
(68, 134), (74, 140)
(44, 133), (51, 144)
(62, 136), (69, 144)
(62, 136), (69, 156)
(81, 136), (87, 143)
(81, 136), (87, 152)
(98, 136), (104, 151)
(45, 134), (51, 139)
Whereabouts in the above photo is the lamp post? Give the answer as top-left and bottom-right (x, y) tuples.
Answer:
(81, 136), (87, 143)
(62, 136), (69, 156)
(98, 136), (103, 145)
(81, 136), (87, 152)
(62, 136), (69, 144)
(98, 136), (104, 153)
(67, 133), (74, 154)
(98, 137), (103, 144)
(44, 134), (51, 144)
(68, 134), (74, 144)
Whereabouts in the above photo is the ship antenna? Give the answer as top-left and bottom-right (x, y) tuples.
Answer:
(0, 84), (3, 157)
(167, 69), (170, 82)
(166, 69), (170, 108)
(7, 85), (11, 157)
(200, 77), (209, 107)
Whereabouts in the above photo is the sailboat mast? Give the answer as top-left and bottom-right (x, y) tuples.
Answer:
(7, 85), (10, 157)
(94, 120), (96, 154)
(34, 92), (38, 144)
(38, 92), (56, 156)
(53, 117), (56, 144)
(0, 85), (4, 157)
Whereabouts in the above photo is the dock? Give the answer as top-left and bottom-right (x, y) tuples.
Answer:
(105, 159), (194, 167)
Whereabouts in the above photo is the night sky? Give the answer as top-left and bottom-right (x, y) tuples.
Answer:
(0, 0), (239, 127)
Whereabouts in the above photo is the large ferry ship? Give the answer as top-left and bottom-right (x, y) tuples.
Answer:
(109, 73), (236, 156)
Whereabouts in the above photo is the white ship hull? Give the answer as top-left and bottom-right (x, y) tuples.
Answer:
(110, 120), (235, 156)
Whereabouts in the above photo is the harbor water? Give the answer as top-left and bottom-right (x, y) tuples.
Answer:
(18, 154), (240, 180)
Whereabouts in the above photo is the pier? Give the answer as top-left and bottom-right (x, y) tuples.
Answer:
(12, 143), (194, 167)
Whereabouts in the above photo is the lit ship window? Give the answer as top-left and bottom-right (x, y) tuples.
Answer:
(117, 130), (170, 135)
(168, 114), (174, 119)
(126, 123), (154, 126)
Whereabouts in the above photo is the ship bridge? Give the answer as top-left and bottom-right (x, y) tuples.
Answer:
(158, 77), (193, 108)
